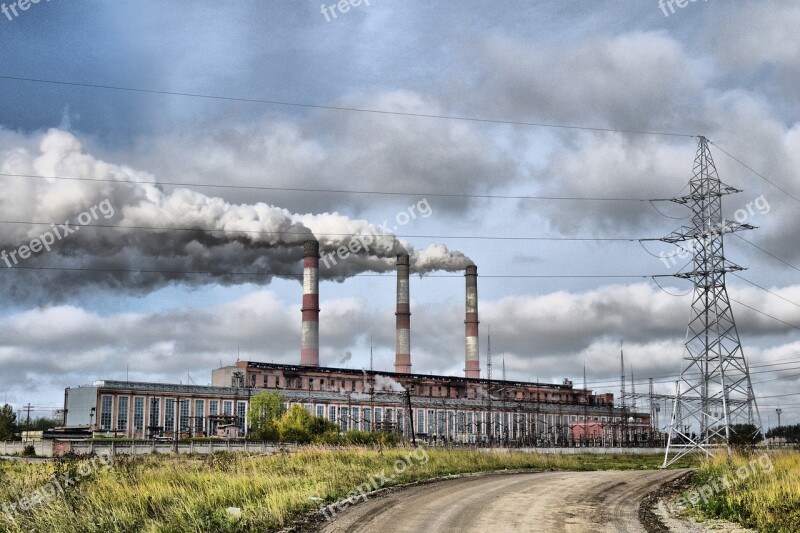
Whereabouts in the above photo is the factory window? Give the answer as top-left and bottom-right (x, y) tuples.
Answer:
(375, 408), (382, 425)
(352, 407), (360, 431)
(340, 407), (349, 430)
(133, 397), (144, 432)
(364, 407), (371, 430)
(385, 409), (393, 423)
(437, 411), (445, 436)
(457, 412), (465, 434)
(209, 400), (219, 434)
(165, 399), (176, 433)
(296, 378), (302, 389)
(316, 405), (324, 419)
(351, 380), (356, 391)
(117, 397), (129, 432)
(328, 405), (336, 423)
(309, 379), (314, 390)
(417, 409), (425, 434)
(237, 401), (247, 432)
(427, 410), (435, 434)
(194, 400), (205, 435)
(223, 400), (233, 416)
(320, 378), (325, 389)
(99, 395), (113, 430)
(438, 386), (442, 397)
(180, 399), (191, 432)
(448, 412), (455, 435)
(396, 408), (403, 434)
(149, 398), (161, 433)
(263, 375), (269, 388)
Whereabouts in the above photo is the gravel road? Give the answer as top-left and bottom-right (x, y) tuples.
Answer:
(318, 469), (691, 533)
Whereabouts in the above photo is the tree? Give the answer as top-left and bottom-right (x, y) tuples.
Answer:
(0, 404), (18, 441)
(248, 391), (286, 441)
(275, 405), (339, 444)
(728, 423), (763, 449)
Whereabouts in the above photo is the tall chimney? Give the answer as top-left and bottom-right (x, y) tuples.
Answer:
(395, 254), (411, 373)
(301, 240), (320, 366)
(464, 264), (480, 379)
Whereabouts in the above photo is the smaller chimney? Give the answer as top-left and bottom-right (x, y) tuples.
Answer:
(465, 264), (480, 379)
(300, 240), (320, 367)
(395, 254), (411, 373)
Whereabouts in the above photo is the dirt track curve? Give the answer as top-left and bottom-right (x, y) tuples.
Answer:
(318, 469), (691, 533)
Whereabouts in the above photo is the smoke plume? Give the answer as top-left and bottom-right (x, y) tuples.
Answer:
(0, 129), (472, 302)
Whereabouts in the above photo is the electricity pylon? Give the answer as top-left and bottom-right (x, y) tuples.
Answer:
(661, 136), (762, 468)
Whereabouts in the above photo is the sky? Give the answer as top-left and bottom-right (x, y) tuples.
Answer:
(0, 0), (798, 428)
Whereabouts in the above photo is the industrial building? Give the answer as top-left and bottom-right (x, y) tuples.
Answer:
(64, 240), (652, 445)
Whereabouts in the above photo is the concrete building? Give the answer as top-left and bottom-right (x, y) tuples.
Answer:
(62, 241), (651, 444)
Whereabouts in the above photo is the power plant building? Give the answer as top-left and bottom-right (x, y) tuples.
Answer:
(64, 242), (652, 445)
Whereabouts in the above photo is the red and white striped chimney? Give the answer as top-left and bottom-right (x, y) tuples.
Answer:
(395, 254), (411, 373)
(300, 240), (320, 366)
(464, 264), (480, 379)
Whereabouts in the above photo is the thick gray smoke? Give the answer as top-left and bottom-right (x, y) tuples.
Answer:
(0, 129), (471, 302)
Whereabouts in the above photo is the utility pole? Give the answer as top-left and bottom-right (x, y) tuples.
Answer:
(620, 343), (627, 446)
(23, 404), (33, 440)
(776, 408), (782, 428)
(486, 325), (492, 382)
(405, 389), (416, 448)
(661, 136), (762, 468)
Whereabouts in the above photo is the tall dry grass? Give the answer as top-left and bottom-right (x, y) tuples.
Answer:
(0, 448), (683, 532)
(690, 450), (800, 533)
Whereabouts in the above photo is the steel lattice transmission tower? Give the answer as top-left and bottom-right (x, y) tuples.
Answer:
(662, 136), (763, 468)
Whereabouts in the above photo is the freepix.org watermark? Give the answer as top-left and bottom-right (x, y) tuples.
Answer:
(320, 0), (372, 22)
(2, 0), (52, 22)
(658, 194), (770, 269)
(658, 0), (709, 18)
(671, 453), (773, 512)
(320, 198), (432, 270)
(318, 446), (430, 520)
(1, 198), (115, 268)
(1, 452), (113, 519)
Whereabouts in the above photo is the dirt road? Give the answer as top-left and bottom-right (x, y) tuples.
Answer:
(319, 469), (690, 533)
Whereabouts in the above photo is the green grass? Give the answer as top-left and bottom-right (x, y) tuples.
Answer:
(686, 451), (800, 533)
(0, 448), (693, 532)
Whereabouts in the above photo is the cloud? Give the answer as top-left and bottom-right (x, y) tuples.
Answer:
(123, 90), (521, 214)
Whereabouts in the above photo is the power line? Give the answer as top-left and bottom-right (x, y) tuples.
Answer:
(0, 264), (651, 279)
(0, 171), (664, 203)
(709, 141), (800, 206)
(731, 273), (800, 310)
(733, 233), (800, 273)
(0, 75), (696, 139)
(0, 219), (641, 242)
(730, 297), (800, 332)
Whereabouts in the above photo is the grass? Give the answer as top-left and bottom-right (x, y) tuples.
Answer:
(0, 447), (694, 533)
(687, 450), (800, 533)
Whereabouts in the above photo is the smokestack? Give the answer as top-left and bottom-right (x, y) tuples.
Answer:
(395, 254), (411, 373)
(465, 264), (480, 379)
(301, 240), (320, 366)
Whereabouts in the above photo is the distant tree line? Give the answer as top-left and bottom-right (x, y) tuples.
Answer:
(766, 424), (800, 443)
(0, 404), (61, 441)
